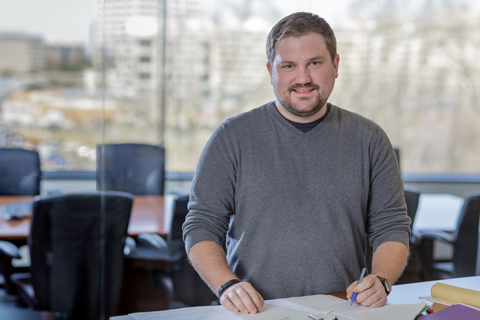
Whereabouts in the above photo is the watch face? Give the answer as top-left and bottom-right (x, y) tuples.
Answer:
(383, 279), (392, 294)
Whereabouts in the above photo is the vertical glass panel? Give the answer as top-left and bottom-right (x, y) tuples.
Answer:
(0, 1), (98, 172)
(1, 0), (480, 318)
(3, 0), (479, 175)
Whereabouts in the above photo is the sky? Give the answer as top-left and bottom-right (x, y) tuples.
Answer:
(0, 0), (96, 43)
(0, 0), (478, 44)
(0, 0), (350, 44)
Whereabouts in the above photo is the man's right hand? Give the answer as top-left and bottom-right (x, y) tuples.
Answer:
(187, 241), (264, 314)
(219, 281), (264, 314)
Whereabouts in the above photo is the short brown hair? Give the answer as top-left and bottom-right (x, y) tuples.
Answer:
(266, 12), (337, 64)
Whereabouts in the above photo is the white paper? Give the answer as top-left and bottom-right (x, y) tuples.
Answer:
(128, 294), (425, 320)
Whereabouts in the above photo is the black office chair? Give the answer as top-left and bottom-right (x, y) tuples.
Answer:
(404, 187), (421, 242)
(417, 192), (480, 280)
(396, 187), (421, 284)
(0, 241), (21, 294)
(393, 147), (401, 172)
(0, 148), (41, 195)
(0, 191), (134, 320)
(96, 143), (165, 195)
(125, 195), (188, 308)
(167, 195), (217, 306)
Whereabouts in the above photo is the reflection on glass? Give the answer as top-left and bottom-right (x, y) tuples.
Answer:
(0, 0), (479, 173)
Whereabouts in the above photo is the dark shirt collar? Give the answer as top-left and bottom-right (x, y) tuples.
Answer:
(274, 102), (331, 133)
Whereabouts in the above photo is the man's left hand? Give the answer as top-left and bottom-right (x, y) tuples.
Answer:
(346, 275), (387, 307)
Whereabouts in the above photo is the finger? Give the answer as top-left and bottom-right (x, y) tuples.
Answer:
(222, 288), (249, 314)
(224, 284), (258, 314)
(234, 284), (263, 314)
(354, 275), (376, 293)
(242, 285), (264, 312)
(369, 296), (387, 308)
(360, 292), (386, 308)
(346, 281), (358, 298)
(219, 295), (240, 313)
(355, 280), (386, 307)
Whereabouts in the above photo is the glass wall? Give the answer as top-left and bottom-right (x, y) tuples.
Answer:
(1, 0), (480, 318)
(1, 0), (479, 174)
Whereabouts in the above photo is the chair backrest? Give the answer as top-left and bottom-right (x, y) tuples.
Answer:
(28, 191), (133, 318)
(167, 194), (190, 244)
(0, 148), (41, 195)
(453, 192), (480, 277)
(393, 147), (401, 172)
(404, 187), (421, 227)
(96, 143), (165, 195)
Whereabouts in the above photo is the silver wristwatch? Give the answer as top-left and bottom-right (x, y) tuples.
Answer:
(376, 276), (392, 296)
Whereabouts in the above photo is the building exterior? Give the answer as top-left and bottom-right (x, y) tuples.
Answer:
(2, 89), (117, 131)
(91, 0), (161, 97)
(0, 32), (46, 75)
(46, 42), (87, 70)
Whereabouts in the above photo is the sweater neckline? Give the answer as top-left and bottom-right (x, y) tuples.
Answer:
(266, 101), (335, 137)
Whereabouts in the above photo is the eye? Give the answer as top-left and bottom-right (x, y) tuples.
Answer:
(282, 64), (293, 70)
(310, 61), (321, 67)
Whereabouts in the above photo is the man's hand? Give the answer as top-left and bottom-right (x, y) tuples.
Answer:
(219, 281), (264, 314)
(187, 241), (265, 314)
(346, 275), (387, 307)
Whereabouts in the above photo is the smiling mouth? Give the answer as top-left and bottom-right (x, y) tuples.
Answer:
(292, 88), (315, 93)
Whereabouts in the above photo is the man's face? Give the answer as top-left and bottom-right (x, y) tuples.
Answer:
(267, 32), (339, 123)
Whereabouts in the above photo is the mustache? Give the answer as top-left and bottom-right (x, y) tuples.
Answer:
(289, 83), (320, 91)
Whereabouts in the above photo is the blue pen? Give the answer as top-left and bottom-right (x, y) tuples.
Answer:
(351, 267), (366, 306)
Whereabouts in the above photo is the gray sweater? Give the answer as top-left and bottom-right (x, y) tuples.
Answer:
(183, 102), (411, 299)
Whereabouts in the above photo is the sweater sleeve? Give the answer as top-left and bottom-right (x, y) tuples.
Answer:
(182, 122), (237, 254)
(366, 127), (411, 251)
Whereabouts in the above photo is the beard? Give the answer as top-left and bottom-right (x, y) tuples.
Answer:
(274, 83), (329, 118)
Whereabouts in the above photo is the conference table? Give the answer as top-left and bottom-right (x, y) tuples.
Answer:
(0, 193), (464, 241)
(0, 195), (173, 241)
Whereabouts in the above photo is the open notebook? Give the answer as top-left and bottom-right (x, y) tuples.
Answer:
(128, 294), (426, 320)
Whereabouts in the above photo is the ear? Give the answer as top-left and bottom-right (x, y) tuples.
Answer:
(266, 61), (273, 76)
(266, 61), (274, 84)
(333, 54), (340, 78)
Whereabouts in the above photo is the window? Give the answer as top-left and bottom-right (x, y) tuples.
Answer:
(1, 0), (479, 174)
(139, 56), (151, 63)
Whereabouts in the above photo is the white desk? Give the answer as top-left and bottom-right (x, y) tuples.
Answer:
(387, 275), (480, 305)
(112, 276), (480, 320)
(412, 193), (464, 232)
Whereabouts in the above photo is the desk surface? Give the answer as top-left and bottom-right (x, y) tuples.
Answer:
(1, 193), (462, 240)
(113, 276), (480, 320)
(0, 195), (171, 240)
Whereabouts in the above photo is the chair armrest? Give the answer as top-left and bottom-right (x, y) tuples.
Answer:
(419, 230), (454, 245)
(124, 236), (137, 256)
(137, 233), (168, 249)
(410, 230), (423, 246)
(0, 241), (21, 259)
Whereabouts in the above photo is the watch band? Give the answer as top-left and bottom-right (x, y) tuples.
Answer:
(218, 279), (240, 297)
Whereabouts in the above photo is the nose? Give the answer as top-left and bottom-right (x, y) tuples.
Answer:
(296, 66), (311, 85)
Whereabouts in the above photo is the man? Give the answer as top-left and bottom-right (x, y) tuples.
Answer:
(183, 12), (410, 314)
